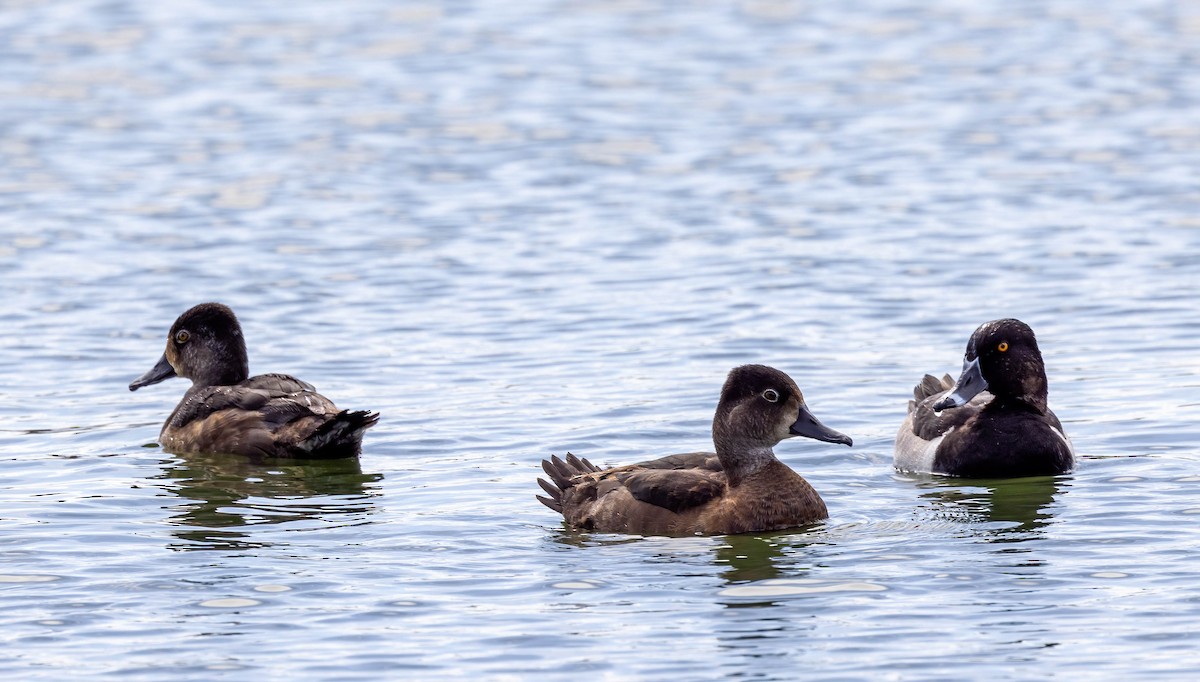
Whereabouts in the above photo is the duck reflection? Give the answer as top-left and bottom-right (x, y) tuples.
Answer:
(547, 525), (811, 610)
(545, 526), (796, 579)
(714, 533), (792, 584)
(916, 475), (1064, 539)
(154, 451), (383, 551)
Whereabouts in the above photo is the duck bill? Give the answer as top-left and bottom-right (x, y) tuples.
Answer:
(789, 404), (853, 446)
(129, 353), (176, 391)
(932, 357), (987, 411)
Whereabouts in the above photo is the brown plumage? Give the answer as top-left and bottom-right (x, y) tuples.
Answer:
(537, 365), (853, 536)
(129, 302), (378, 459)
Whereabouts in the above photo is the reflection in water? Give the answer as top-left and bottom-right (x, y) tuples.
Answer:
(546, 527), (645, 551)
(916, 476), (1065, 540)
(714, 533), (791, 585)
(713, 533), (819, 670)
(545, 525), (801, 587)
(154, 452), (383, 551)
(546, 527), (808, 589)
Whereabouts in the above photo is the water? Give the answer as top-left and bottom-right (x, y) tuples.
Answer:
(2, 0), (1200, 678)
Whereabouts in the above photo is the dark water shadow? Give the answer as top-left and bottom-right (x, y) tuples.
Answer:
(714, 532), (808, 585)
(545, 525), (810, 571)
(153, 451), (384, 551)
(544, 526), (645, 549)
(545, 522), (819, 605)
(913, 475), (1067, 541)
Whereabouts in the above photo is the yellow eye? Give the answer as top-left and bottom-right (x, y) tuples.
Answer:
(998, 341), (1008, 352)
(175, 330), (190, 345)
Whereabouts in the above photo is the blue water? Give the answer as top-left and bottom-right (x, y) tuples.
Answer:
(3, 0), (1200, 678)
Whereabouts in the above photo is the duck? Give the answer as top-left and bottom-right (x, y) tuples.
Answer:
(894, 318), (1074, 477)
(537, 364), (853, 536)
(129, 302), (379, 459)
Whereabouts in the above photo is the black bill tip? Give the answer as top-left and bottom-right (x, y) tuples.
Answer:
(129, 353), (176, 391)
(789, 404), (853, 447)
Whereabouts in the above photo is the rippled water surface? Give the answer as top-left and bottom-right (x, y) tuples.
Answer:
(3, 0), (1200, 678)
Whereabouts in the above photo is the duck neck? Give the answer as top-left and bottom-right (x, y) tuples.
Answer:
(1019, 374), (1049, 414)
(989, 393), (1047, 415)
(990, 374), (1048, 414)
(984, 353), (1050, 414)
(192, 341), (249, 388)
(715, 438), (778, 486)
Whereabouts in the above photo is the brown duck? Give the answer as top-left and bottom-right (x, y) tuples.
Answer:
(129, 302), (378, 459)
(537, 364), (852, 535)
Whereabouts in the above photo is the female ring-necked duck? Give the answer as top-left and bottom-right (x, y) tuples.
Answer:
(894, 318), (1074, 477)
(537, 364), (853, 535)
(129, 302), (378, 459)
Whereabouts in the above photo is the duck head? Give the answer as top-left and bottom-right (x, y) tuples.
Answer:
(129, 302), (250, 391)
(933, 318), (1049, 413)
(712, 364), (852, 479)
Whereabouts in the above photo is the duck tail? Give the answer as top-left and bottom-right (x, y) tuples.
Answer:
(536, 452), (600, 512)
(914, 374), (954, 401)
(296, 410), (380, 458)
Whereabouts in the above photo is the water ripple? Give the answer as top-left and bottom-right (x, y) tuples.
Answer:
(1, 0), (1200, 678)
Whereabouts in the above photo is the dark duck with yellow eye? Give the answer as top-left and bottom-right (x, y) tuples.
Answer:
(129, 302), (378, 459)
(537, 364), (853, 536)
(894, 318), (1074, 477)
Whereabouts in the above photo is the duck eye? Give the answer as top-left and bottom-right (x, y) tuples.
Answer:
(998, 341), (1009, 352)
(762, 389), (780, 403)
(175, 330), (190, 345)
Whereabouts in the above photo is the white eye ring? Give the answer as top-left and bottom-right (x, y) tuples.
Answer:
(762, 389), (780, 403)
